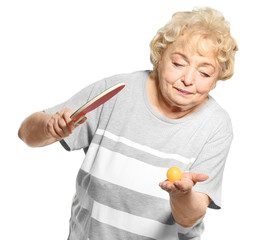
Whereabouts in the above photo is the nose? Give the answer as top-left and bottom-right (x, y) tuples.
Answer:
(182, 66), (195, 86)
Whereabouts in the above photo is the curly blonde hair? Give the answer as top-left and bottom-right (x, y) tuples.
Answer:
(150, 7), (238, 81)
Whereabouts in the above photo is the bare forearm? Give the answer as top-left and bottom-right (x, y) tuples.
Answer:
(160, 172), (210, 227)
(19, 108), (83, 148)
(170, 191), (209, 227)
(18, 111), (57, 147)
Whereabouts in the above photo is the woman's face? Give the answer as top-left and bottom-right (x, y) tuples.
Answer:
(157, 35), (219, 114)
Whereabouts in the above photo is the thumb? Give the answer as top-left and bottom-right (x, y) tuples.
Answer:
(183, 172), (209, 183)
(194, 173), (209, 182)
(76, 116), (87, 125)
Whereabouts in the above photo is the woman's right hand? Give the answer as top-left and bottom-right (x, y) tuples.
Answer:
(46, 107), (87, 141)
(18, 108), (87, 147)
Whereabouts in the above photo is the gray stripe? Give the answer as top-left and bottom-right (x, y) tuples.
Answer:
(68, 196), (158, 240)
(69, 195), (94, 240)
(88, 218), (156, 240)
(76, 169), (175, 225)
(92, 133), (191, 170)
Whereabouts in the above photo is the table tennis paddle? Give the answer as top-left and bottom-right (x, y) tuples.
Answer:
(70, 82), (125, 124)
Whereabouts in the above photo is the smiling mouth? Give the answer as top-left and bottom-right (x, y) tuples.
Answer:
(174, 87), (193, 95)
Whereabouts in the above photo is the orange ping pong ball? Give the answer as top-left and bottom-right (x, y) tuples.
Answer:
(167, 167), (182, 182)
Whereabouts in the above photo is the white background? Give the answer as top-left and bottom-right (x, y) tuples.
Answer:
(1, 0), (271, 239)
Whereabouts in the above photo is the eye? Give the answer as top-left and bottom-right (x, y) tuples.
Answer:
(200, 72), (211, 78)
(173, 62), (184, 67)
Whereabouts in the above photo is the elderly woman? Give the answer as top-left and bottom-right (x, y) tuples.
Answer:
(18, 7), (238, 240)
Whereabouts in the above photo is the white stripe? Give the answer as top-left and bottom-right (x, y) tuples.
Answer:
(82, 144), (169, 200)
(96, 128), (195, 164)
(80, 143), (100, 173)
(91, 201), (176, 240)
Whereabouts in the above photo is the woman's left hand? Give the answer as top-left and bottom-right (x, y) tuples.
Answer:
(159, 172), (210, 227)
(159, 172), (208, 198)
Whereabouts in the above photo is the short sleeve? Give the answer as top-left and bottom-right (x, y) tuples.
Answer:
(175, 216), (205, 239)
(191, 112), (233, 209)
(44, 79), (107, 151)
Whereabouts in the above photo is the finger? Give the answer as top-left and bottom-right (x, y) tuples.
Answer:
(58, 116), (67, 129)
(52, 117), (65, 139)
(58, 117), (72, 136)
(63, 107), (74, 115)
(63, 110), (72, 124)
(159, 180), (177, 192)
(67, 120), (76, 133)
(76, 116), (87, 126)
(53, 124), (63, 139)
(183, 172), (209, 183)
(47, 118), (61, 139)
(59, 108), (76, 135)
(195, 173), (209, 182)
(159, 180), (172, 188)
(173, 179), (193, 193)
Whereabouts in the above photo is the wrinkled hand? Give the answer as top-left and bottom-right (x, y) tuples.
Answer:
(159, 172), (208, 197)
(46, 107), (87, 140)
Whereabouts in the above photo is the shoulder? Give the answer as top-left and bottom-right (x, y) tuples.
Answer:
(103, 70), (150, 86)
(78, 70), (149, 101)
(204, 96), (233, 137)
(208, 96), (231, 121)
(193, 96), (233, 140)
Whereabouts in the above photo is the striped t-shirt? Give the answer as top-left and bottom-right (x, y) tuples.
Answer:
(45, 70), (233, 240)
